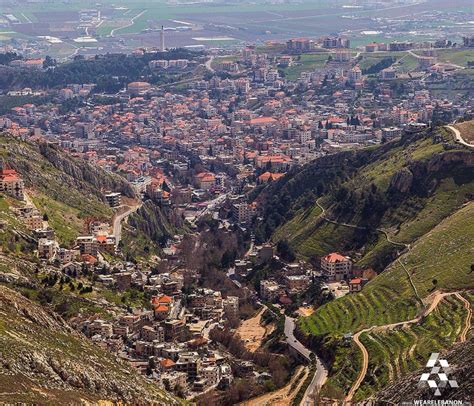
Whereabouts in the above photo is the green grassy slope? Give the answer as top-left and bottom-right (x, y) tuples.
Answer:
(355, 295), (468, 400)
(300, 202), (474, 336)
(376, 337), (474, 402)
(299, 202), (474, 399)
(255, 130), (474, 400)
(265, 131), (473, 271)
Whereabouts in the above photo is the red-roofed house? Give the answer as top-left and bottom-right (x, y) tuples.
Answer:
(195, 172), (215, 190)
(349, 278), (369, 293)
(0, 168), (24, 200)
(153, 304), (170, 320)
(160, 358), (176, 370)
(249, 117), (277, 126)
(257, 172), (284, 184)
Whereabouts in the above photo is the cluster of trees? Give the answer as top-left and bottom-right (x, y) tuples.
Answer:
(276, 239), (296, 262)
(42, 272), (93, 295)
(254, 150), (363, 243)
(0, 49), (201, 92)
(362, 57), (396, 75)
(0, 52), (21, 66)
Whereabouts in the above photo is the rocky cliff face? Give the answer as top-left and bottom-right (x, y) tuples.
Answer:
(389, 167), (414, 193)
(37, 143), (135, 199)
(0, 135), (134, 200)
(255, 130), (474, 270)
(0, 285), (182, 405)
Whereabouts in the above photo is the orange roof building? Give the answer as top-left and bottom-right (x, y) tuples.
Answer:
(321, 253), (352, 282)
(258, 172), (284, 183)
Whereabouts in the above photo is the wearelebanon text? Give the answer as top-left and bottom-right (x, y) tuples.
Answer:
(407, 401), (470, 405)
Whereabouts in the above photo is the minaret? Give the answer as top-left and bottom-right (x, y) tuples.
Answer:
(160, 26), (165, 52)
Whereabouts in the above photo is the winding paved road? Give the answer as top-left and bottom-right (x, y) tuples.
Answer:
(283, 315), (328, 404)
(111, 10), (147, 37)
(284, 316), (312, 362)
(300, 355), (328, 406)
(445, 125), (474, 149)
(113, 204), (141, 247)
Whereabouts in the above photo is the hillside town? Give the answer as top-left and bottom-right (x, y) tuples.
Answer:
(0, 30), (473, 403)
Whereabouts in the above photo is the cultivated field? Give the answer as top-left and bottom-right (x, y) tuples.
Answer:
(2, 0), (473, 51)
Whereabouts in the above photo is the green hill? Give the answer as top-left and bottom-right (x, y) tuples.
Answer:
(254, 129), (474, 400)
(299, 203), (474, 399)
(256, 129), (473, 271)
(376, 335), (474, 402)
(300, 202), (474, 337)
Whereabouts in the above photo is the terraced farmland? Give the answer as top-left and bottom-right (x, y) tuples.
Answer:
(322, 340), (362, 400)
(355, 295), (469, 400)
(301, 284), (421, 336)
(301, 202), (474, 338)
(298, 200), (474, 399)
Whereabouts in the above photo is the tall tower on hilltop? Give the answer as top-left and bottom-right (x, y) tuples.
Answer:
(160, 26), (165, 52)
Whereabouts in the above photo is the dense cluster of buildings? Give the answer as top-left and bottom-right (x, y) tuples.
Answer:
(0, 35), (472, 400)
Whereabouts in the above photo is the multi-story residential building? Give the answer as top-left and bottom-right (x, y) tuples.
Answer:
(141, 325), (165, 342)
(321, 253), (353, 281)
(38, 238), (58, 259)
(260, 280), (280, 301)
(195, 172), (215, 190)
(75, 234), (116, 256)
(57, 247), (76, 263)
(25, 214), (43, 231)
(104, 192), (121, 207)
(322, 36), (350, 49)
(286, 38), (314, 53)
(232, 202), (256, 225)
(223, 296), (239, 319)
(285, 275), (311, 292)
(463, 36), (474, 47)
(201, 365), (221, 387)
(175, 352), (200, 381)
(0, 168), (24, 200)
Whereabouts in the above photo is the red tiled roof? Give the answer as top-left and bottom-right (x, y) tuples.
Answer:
(323, 253), (349, 263)
(160, 358), (175, 368)
(154, 304), (169, 312)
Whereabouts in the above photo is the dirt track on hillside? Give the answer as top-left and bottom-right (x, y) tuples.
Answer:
(345, 290), (471, 402)
(455, 292), (472, 342)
